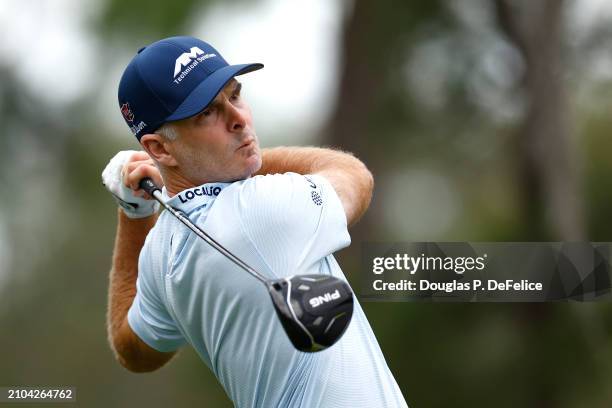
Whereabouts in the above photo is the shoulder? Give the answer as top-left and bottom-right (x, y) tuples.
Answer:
(140, 212), (177, 258)
(234, 172), (332, 206)
(138, 209), (198, 280)
(228, 173), (350, 268)
(231, 172), (341, 233)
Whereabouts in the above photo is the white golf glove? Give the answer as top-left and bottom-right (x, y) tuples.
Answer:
(101, 150), (160, 219)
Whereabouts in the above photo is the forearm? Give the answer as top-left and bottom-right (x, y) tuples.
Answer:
(258, 146), (367, 175)
(257, 146), (335, 175)
(257, 146), (374, 225)
(107, 209), (157, 354)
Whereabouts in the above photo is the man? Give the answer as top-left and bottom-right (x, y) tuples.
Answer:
(103, 36), (408, 407)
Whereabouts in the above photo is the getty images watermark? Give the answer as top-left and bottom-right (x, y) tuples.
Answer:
(360, 243), (612, 302)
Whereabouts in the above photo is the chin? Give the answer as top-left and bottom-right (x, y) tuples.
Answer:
(244, 151), (262, 175)
(227, 158), (261, 182)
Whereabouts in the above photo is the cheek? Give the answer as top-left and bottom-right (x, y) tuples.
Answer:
(241, 105), (254, 126)
(180, 140), (213, 171)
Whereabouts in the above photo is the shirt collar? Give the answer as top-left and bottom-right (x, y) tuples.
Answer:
(162, 182), (232, 213)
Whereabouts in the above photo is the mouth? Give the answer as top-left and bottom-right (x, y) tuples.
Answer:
(237, 138), (255, 151)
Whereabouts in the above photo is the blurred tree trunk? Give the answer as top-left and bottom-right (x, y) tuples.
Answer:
(321, 0), (380, 276)
(495, 0), (585, 241)
(321, 0), (443, 275)
(495, 2), (586, 408)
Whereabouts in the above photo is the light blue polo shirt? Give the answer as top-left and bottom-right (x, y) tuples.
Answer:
(128, 172), (408, 408)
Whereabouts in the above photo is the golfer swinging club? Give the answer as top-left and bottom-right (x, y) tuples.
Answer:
(103, 36), (408, 407)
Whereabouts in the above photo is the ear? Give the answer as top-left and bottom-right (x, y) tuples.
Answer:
(140, 133), (178, 167)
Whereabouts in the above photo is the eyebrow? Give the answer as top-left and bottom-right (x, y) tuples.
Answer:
(214, 81), (242, 104)
(194, 81), (243, 120)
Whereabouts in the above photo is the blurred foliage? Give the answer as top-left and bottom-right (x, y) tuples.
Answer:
(2, 0), (612, 407)
(98, 0), (212, 39)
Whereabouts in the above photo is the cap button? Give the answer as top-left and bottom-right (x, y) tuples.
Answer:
(137, 46), (146, 54)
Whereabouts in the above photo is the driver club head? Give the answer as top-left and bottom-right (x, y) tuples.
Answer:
(267, 274), (354, 352)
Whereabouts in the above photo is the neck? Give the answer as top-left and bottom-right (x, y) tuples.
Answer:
(160, 167), (253, 197)
(160, 167), (200, 197)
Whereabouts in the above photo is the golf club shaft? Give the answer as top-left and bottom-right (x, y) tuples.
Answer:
(139, 178), (267, 284)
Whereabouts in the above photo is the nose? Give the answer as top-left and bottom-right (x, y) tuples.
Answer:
(226, 102), (247, 132)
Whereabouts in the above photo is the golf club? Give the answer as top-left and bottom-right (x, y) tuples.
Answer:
(139, 178), (354, 352)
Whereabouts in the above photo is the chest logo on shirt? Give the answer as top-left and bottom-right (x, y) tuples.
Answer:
(178, 186), (222, 203)
(311, 191), (323, 206)
(304, 176), (323, 205)
(304, 176), (317, 189)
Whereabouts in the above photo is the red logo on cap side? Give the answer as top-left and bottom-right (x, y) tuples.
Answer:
(121, 103), (135, 122)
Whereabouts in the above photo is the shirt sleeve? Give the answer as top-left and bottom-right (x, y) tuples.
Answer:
(127, 252), (187, 352)
(236, 172), (351, 276)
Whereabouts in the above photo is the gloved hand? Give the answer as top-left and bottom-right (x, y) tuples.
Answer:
(102, 150), (161, 218)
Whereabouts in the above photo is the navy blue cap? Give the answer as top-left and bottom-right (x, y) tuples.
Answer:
(118, 36), (263, 140)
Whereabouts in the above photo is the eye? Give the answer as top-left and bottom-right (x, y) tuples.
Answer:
(194, 107), (215, 124)
(230, 83), (242, 102)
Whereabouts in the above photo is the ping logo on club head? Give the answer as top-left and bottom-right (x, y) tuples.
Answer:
(120, 103), (134, 122)
(309, 289), (341, 308)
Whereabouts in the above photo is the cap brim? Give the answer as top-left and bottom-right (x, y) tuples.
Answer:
(165, 63), (263, 122)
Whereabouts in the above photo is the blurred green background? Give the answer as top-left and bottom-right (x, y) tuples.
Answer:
(2, 0), (612, 406)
